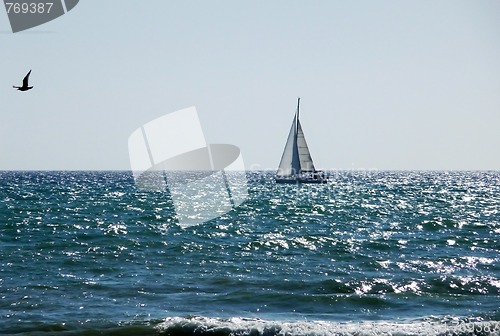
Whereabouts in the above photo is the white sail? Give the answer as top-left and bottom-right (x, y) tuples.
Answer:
(276, 98), (327, 184)
(276, 115), (300, 177)
(297, 120), (315, 172)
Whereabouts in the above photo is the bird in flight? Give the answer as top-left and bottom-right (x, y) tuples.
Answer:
(13, 70), (33, 91)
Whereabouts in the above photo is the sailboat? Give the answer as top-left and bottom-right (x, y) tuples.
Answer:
(275, 98), (328, 184)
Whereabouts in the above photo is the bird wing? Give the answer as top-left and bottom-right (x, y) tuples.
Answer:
(22, 70), (32, 87)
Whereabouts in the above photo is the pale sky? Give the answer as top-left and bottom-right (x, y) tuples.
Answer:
(1, 0), (499, 171)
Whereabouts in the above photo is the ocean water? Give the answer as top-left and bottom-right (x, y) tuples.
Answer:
(0, 171), (498, 336)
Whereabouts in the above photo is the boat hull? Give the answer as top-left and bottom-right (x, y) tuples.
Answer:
(275, 177), (328, 184)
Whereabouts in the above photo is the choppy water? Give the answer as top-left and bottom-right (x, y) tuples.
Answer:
(0, 171), (498, 335)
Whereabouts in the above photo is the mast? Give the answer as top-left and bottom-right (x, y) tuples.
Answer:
(292, 98), (301, 174)
(296, 97), (300, 134)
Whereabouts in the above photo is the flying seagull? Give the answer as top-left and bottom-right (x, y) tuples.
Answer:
(13, 70), (33, 91)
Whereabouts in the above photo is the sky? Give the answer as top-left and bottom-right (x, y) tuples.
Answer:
(1, 0), (499, 171)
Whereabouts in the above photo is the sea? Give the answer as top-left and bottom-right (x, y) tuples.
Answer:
(0, 170), (498, 336)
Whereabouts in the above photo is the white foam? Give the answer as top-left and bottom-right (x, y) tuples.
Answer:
(156, 316), (500, 336)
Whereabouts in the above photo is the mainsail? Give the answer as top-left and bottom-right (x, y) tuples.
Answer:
(276, 98), (316, 177)
(297, 120), (315, 172)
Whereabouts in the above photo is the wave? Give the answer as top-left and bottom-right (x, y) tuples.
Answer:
(2, 316), (499, 336)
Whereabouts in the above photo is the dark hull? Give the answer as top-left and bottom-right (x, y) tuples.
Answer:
(275, 177), (328, 184)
